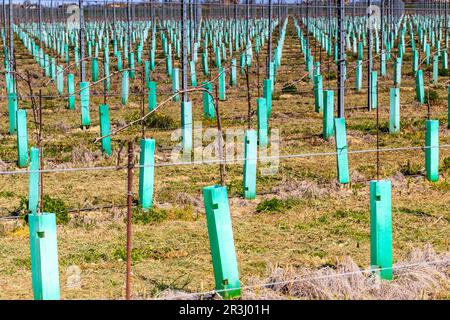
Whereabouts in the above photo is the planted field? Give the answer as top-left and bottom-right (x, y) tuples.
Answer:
(0, 1), (448, 300)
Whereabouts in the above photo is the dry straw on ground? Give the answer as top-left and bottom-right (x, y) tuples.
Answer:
(158, 245), (449, 300)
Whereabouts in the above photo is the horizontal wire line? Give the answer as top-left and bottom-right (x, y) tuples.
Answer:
(0, 144), (449, 176)
(162, 258), (450, 300)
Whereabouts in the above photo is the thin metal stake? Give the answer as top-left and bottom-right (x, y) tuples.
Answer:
(125, 141), (134, 300)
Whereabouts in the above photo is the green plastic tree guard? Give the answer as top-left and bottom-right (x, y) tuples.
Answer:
(370, 180), (393, 281)
(381, 52), (386, 76)
(137, 49), (142, 65)
(150, 50), (155, 71)
(104, 61), (110, 93)
(240, 53), (246, 75)
(8, 92), (18, 135)
(412, 49), (419, 73)
(121, 70), (129, 105)
(416, 69), (425, 104)
(334, 43), (339, 63)
(394, 57), (402, 86)
(263, 79), (273, 118)
(181, 101), (193, 157)
(172, 68), (180, 102)
(219, 67), (226, 101)
(145, 60), (150, 88)
(307, 56), (314, 80)
(202, 185), (241, 299)
(215, 47), (221, 68)
(230, 59), (237, 86)
(357, 41), (363, 60)
(432, 54), (439, 83)
(44, 54), (50, 77)
(138, 138), (156, 209)
(425, 119), (439, 182)
(16, 109), (29, 167)
(166, 55), (173, 77)
(190, 60), (197, 87)
(314, 74), (323, 112)
(148, 81), (157, 111)
(67, 73), (75, 110)
(129, 52), (135, 79)
(202, 81), (215, 119)
(334, 117), (350, 184)
(56, 66), (64, 95)
(323, 90), (334, 140)
(313, 62), (321, 78)
(99, 104), (111, 156)
(269, 61), (275, 84)
(355, 59), (363, 91)
(202, 52), (209, 76)
(257, 98), (268, 147)
(5, 70), (11, 94)
(74, 49), (79, 68)
(243, 129), (257, 199)
(91, 57), (99, 82)
(389, 88), (400, 133)
(28, 147), (39, 214)
(80, 81), (90, 127)
(371, 71), (378, 109)
(117, 52), (122, 71)
(28, 212), (61, 300)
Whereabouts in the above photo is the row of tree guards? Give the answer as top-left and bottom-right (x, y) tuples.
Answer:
(1, 1), (448, 299)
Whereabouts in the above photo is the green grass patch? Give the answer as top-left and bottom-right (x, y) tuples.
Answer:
(430, 180), (450, 192)
(441, 157), (450, 172)
(281, 83), (298, 94)
(399, 160), (422, 176)
(256, 197), (300, 213)
(131, 205), (195, 225)
(424, 89), (439, 105)
(16, 195), (70, 224)
(131, 207), (168, 224)
(347, 121), (389, 134)
(0, 191), (15, 199)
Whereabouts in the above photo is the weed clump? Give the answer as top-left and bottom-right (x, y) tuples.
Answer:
(441, 157), (450, 172)
(144, 113), (176, 130)
(131, 205), (195, 224)
(17, 195), (69, 224)
(281, 83), (298, 94)
(439, 68), (449, 77)
(125, 111), (176, 130)
(325, 71), (337, 80)
(424, 89), (439, 105)
(42, 195), (70, 224)
(256, 198), (299, 213)
(399, 160), (422, 176)
(132, 207), (168, 224)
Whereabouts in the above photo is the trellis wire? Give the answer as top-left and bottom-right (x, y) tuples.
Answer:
(163, 258), (450, 300)
(0, 144), (449, 176)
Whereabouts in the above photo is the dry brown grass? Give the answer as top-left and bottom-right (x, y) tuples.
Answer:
(157, 245), (449, 300)
(250, 244), (449, 300)
(0, 19), (448, 300)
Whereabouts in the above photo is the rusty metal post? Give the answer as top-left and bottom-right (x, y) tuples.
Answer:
(367, 0), (372, 111)
(125, 141), (134, 300)
(79, 0), (86, 82)
(267, 0), (273, 78)
(337, 0), (345, 118)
